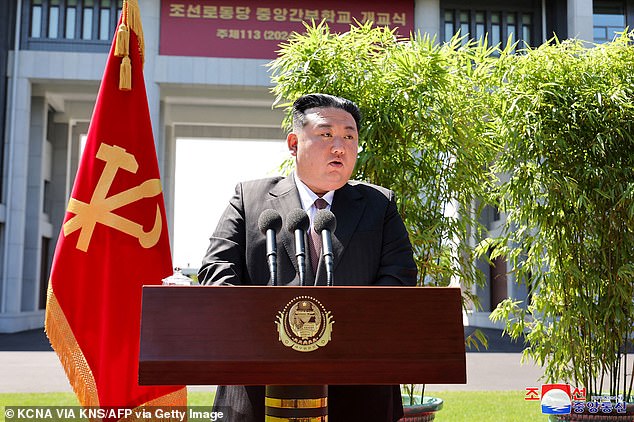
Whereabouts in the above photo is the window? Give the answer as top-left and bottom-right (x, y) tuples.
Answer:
(490, 12), (501, 46)
(460, 11), (470, 41)
(506, 14), (516, 43)
(522, 14), (532, 45)
(441, 1), (540, 50)
(25, 0), (122, 52)
(475, 12), (485, 41)
(444, 10), (454, 42)
(31, 0), (42, 38)
(593, 1), (627, 43)
(48, 0), (60, 38)
(65, 0), (76, 39)
(82, 0), (93, 40)
(99, 0), (111, 40)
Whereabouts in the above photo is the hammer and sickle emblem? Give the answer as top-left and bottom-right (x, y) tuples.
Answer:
(63, 143), (163, 252)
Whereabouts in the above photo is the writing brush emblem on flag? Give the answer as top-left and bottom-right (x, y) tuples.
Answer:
(63, 142), (162, 252)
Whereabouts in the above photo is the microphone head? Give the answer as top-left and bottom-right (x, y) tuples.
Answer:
(314, 209), (337, 233)
(286, 208), (310, 232)
(258, 209), (282, 234)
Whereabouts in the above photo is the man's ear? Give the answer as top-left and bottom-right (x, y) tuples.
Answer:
(287, 133), (298, 156)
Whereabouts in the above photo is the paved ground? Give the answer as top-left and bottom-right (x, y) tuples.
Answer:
(0, 327), (545, 394)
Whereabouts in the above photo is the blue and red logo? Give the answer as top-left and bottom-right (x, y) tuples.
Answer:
(526, 384), (627, 415)
(540, 384), (572, 415)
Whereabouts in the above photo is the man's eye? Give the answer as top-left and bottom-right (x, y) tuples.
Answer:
(321, 133), (332, 138)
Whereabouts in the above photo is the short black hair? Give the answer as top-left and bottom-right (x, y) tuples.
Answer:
(292, 93), (361, 131)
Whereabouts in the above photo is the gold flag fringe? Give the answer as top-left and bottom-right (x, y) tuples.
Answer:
(45, 283), (188, 420)
(45, 283), (101, 409)
(115, 0), (145, 91)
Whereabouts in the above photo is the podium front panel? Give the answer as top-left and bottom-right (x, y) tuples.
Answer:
(139, 286), (466, 386)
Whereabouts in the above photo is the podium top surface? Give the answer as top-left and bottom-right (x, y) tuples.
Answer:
(139, 285), (466, 386)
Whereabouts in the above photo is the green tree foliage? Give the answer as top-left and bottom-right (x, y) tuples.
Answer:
(269, 23), (500, 308)
(270, 22), (634, 402)
(488, 33), (634, 401)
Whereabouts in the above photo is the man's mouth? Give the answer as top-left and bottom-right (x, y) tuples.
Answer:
(329, 159), (343, 167)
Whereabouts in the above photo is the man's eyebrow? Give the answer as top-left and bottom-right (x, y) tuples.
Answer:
(314, 123), (334, 128)
(314, 123), (357, 131)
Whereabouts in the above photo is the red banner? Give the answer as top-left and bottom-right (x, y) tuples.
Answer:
(45, 0), (186, 415)
(160, 0), (414, 59)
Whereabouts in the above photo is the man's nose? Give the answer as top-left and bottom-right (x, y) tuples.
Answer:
(331, 137), (345, 154)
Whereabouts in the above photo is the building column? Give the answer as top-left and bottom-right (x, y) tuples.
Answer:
(21, 97), (47, 313)
(162, 120), (176, 249)
(567, 0), (593, 42)
(0, 78), (43, 332)
(415, 0), (440, 38)
(39, 117), (72, 309)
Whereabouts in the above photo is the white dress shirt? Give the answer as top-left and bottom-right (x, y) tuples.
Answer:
(294, 172), (334, 227)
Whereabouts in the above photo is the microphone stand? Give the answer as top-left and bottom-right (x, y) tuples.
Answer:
(321, 230), (334, 287)
(295, 229), (306, 286)
(266, 228), (278, 286)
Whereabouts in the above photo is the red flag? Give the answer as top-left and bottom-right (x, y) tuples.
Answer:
(45, 0), (186, 414)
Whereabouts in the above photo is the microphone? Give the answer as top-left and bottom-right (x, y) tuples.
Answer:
(258, 209), (282, 286)
(286, 209), (310, 286)
(314, 210), (337, 286)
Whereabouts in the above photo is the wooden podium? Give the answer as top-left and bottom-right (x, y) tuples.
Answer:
(139, 285), (466, 419)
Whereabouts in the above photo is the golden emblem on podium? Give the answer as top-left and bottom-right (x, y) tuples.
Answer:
(276, 296), (334, 352)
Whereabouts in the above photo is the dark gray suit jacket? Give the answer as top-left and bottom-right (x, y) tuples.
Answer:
(199, 175), (417, 421)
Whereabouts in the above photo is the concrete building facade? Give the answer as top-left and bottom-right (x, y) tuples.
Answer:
(0, 0), (629, 332)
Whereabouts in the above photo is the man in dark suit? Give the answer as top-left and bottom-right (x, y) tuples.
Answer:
(199, 93), (417, 421)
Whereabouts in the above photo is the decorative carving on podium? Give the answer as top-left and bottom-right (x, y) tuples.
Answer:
(275, 296), (334, 352)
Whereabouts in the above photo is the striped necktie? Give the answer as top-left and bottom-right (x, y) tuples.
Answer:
(309, 198), (328, 274)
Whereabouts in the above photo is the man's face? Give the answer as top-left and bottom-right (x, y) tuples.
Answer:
(287, 107), (359, 195)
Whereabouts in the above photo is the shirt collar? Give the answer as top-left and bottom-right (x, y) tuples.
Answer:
(294, 172), (335, 212)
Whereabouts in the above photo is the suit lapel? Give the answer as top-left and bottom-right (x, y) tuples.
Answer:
(315, 183), (365, 285)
